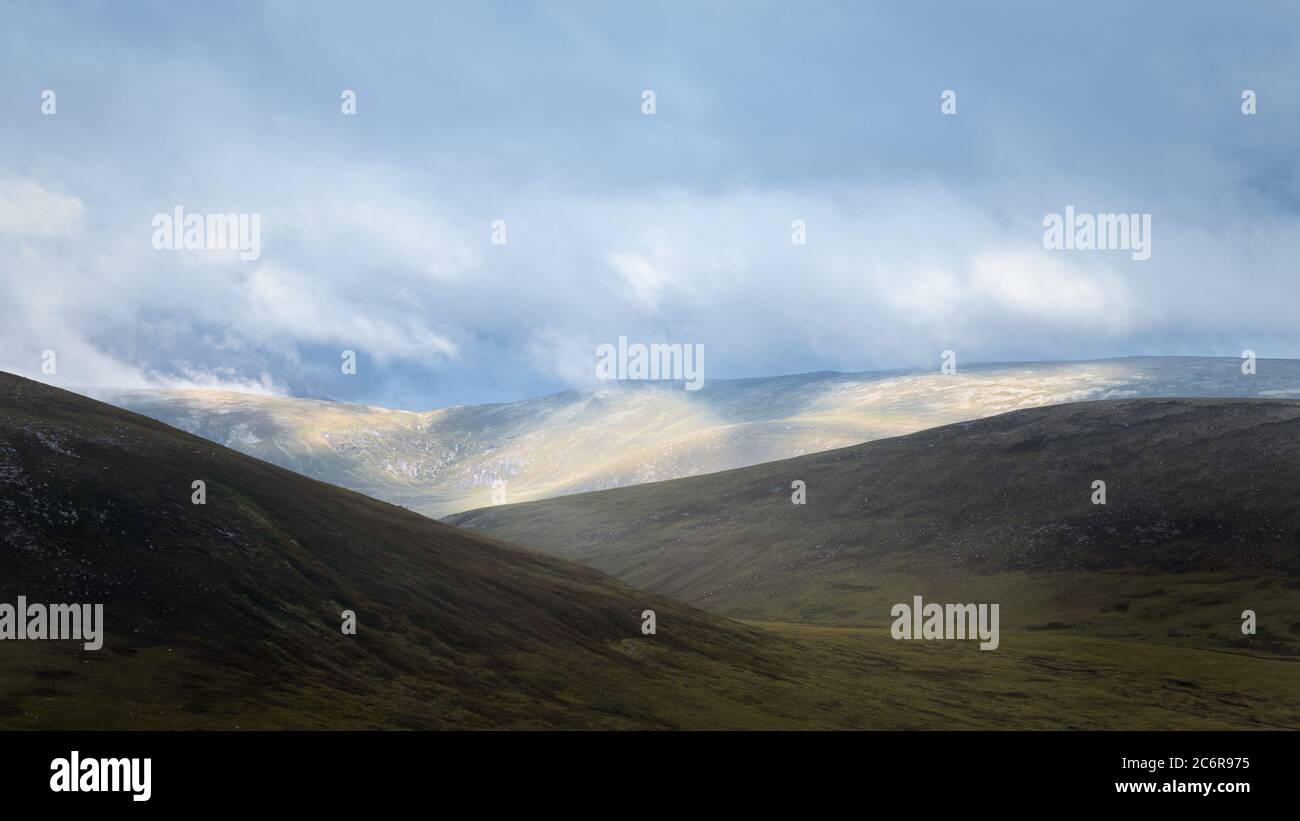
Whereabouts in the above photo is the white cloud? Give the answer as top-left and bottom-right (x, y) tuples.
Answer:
(608, 250), (675, 310)
(244, 263), (459, 363)
(968, 251), (1133, 330)
(0, 180), (83, 237)
(523, 327), (600, 387)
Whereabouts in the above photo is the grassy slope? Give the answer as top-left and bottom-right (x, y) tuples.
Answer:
(0, 373), (851, 729)
(4, 377), (1296, 728)
(450, 399), (1300, 725)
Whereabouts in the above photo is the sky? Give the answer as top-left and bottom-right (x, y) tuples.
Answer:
(1, 0), (1299, 410)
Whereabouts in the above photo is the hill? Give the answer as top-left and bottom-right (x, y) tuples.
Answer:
(4, 376), (1296, 728)
(0, 372), (886, 729)
(450, 398), (1300, 660)
(86, 356), (1300, 516)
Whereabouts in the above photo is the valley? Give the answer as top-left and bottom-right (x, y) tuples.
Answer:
(4, 373), (1296, 729)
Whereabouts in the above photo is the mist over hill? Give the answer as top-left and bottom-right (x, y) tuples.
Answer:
(85, 356), (1300, 516)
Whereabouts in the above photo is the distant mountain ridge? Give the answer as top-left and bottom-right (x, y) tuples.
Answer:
(83, 357), (1300, 516)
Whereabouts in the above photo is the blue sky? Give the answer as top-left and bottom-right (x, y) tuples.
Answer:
(1, 1), (1299, 409)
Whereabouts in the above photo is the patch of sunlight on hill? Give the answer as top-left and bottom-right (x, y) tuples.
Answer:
(83, 357), (1300, 516)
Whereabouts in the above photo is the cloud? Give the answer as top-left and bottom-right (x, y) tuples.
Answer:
(608, 250), (675, 311)
(243, 263), (459, 363)
(967, 251), (1134, 331)
(2, 3), (1299, 408)
(0, 180), (83, 236)
(150, 366), (286, 394)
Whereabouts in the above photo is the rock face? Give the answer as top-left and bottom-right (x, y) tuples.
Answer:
(86, 356), (1300, 516)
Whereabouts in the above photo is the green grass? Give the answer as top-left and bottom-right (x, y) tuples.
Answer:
(452, 399), (1300, 655)
(4, 618), (1295, 730)
(449, 399), (1300, 727)
(4, 377), (1297, 729)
